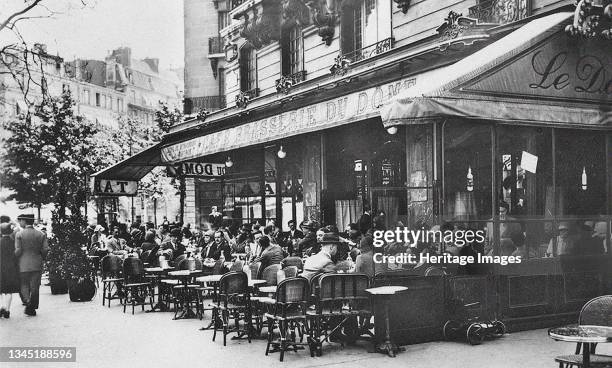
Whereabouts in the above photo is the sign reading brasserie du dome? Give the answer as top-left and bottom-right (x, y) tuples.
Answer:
(460, 33), (611, 103)
(160, 75), (426, 163)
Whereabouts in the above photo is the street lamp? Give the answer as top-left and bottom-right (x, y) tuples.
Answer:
(225, 156), (233, 168)
(277, 145), (286, 159)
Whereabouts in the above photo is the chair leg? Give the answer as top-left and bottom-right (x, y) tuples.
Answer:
(223, 309), (228, 347)
(212, 308), (218, 342)
(279, 320), (286, 362)
(123, 290), (127, 313)
(265, 318), (274, 356)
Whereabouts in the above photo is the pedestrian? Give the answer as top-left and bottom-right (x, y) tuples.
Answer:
(14, 214), (49, 316)
(0, 223), (20, 318)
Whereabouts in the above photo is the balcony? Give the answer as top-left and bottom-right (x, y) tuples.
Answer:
(275, 70), (307, 93)
(208, 36), (224, 56)
(183, 95), (227, 114)
(468, 0), (531, 24)
(342, 37), (395, 64)
(231, 0), (247, 11)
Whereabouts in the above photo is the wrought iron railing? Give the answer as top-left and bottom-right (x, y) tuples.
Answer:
(342, 37), (395, 64)
(468, 0), (531, 24)
(184, 95), (227, 114)
(275, 70), (307, 86)
(208, 36), (224, 55)
(242, 87), (259, 99)
(231, 0), (246, 10)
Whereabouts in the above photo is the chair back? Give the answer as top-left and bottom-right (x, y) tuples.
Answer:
(316, 273), (370, 313)
(249, 262), (261, 280)
(281, 256), (303, 270)
(212, 259), (225, 275)
(219, 271), (249, 296)
(140, 250), (151, 262)
(174, 254), (187, 266)
(101, 254), (123, 277)
(276, 277), (310, 304)
(230, 260), (244, 272)
(282, 266), (299, 278)
(122, 257), (145, 283)
(579, 295), (612, 326)
(178, 257), (197, 271)
(262, 264), (282, 285)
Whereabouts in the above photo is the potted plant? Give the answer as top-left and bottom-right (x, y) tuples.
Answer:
(47, 212), (96, 301)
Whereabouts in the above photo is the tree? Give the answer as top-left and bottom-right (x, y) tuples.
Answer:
(154, 101), (182, 133)
(1, 89), (102, 220)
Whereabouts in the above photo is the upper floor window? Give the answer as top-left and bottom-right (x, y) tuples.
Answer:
(95, 92), (101, 107)
(239, 45), (256, 92)
(84, 89), (90, 105)
(281, 25), (303, 76)
(218, 11), (230, 31)
(341, 0), (392, 61)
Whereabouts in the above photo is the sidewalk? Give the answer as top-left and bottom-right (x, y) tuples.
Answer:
(2, 283), (610, 368)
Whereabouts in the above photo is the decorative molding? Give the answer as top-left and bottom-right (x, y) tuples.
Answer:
(210, 58), (219, 79)
(235, 88), (259, 108)
(565, 0), (612, 40)
(329, 54), (351, 76)
(224, 41), (238, 62)
(238, 4), (281, 49)
(197, 108), (210, 121)
(305, 0), (338, 45)
(436, 11), (478, 41)
(281, 0), (311, 27)
(468, 0), (530, 24)
(393, 0), (411, 14)
(275, 70), (307, 93)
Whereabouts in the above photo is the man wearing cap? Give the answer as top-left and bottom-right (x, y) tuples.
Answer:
(297, 220), (318, 257)
(301, 233), (340, 281)
(15, 214), (49, 316)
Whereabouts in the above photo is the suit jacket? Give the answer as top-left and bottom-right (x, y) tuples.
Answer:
(15, 226), (49, 272)
(358, 213), (372, 235)
(201, 242), (219, 259)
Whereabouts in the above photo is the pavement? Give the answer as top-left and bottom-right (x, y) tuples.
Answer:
(2, 282), (611, 368)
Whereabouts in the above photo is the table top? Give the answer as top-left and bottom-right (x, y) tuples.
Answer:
(168, 270), (201, 277)
(549, 325), (612, 343)
(196, 275), (223, 283)
(365, 286), (408, 295)
(258, 286), (277, 294)
(250, 279), (266, 286)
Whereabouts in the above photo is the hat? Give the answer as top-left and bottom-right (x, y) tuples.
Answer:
(170, 228), (181, 237)
(17, 214), (35, 220)
(300, 220), (319, 231)
(558, 222), (570, 231)
(94, 225), (105, 232)
(1, 223), (12, 235)
(318, 233), (342, 245)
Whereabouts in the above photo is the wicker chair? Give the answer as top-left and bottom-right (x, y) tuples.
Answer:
(212, 271), (253, 346)
(281, 256), (303, 270)
(122, 257), (153, 314)
(282, 266), (299, 278)
(230, 260), (244, 272)
(261, 264), (282, 285)
(555, 295), (612, 368)
(249, 262), (261, 280)
(172, 257), (203, 319)
(101, 255), (124, 308)
(265, 277), (313, 361)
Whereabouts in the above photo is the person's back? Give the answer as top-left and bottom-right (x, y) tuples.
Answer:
(301, 251), (334, 281)
(259, 244), (284, 271)
(15, 226), (48, 272)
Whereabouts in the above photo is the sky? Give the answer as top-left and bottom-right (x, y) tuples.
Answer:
(2, 0), (184, 70)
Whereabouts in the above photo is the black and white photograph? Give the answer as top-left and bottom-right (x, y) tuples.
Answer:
(0, 0), (611, 367)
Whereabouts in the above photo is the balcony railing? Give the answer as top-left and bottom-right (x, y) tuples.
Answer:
(209, 36), (224, 55)
(275, 70), (307, 93)
(342, 37), (395, 64)
(184, 95), (227, 115)
(231, 0), (246, 11)
(468, 0), (531, 24)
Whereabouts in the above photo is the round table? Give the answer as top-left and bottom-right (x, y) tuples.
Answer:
(168, 270), (202, 319)
(365, 286), (408, 357)
(144, 267), (174, 312)
(548, 325), (612, 368)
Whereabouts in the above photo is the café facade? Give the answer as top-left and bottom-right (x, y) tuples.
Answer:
(94, 9), (611, 343)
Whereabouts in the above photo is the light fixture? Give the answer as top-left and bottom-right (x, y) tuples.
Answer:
(277, 145), (286, 159)
(387, 126), (398, 135)
(466, 166), (474, 192)
(225, 156), (233, 168)
(581, 166), (587, 191)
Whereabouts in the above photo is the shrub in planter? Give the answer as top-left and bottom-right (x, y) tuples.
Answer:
(49, 273), (68, 295)
(47, 212), (96, 302)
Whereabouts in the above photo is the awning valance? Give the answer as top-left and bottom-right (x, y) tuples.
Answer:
(381, 12), (612, 128)
(92, 143), (162, 181)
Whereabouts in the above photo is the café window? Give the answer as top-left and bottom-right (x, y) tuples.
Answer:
(239, 45), (256, 92)
(222, 148), (263, 226)
(281, 25), (303, 76)
(443, 120), (493, 223)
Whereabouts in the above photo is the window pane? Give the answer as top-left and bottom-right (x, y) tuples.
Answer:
(555, 129), (606, 216)
(443, 120), (492, 222)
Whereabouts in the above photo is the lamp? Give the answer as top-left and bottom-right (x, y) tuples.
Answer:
(277, 145), (286, 159)
(387, 126), (398, 135)
(466, 166), (474, 192)
(225, 156), (233, 168)
(581, 167), (587, 191)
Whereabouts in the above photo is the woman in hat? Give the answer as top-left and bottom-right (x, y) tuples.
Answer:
(0, 223), (20, 318)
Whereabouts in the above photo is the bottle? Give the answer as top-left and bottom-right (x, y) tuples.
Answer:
(466, 166), (474, 192)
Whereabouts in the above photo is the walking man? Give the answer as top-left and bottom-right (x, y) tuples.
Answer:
(15, 214), (49, 316)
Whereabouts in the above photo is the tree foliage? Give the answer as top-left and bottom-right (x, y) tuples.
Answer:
(154, 101), (182, 133)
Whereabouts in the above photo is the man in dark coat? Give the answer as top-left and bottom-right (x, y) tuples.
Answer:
(15, 214), (49, 316)
(358, 205), (372, 235)
(297, 220), (318, 257)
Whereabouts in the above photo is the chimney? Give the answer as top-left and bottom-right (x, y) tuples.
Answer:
(143, 57), (159, 73)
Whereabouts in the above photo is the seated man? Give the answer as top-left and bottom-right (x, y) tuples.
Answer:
(254, 236), (284, 276)
(301, 233), (341, 281)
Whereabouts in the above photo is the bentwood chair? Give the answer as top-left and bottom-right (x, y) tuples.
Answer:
(555, 295), (612, 368)
(212, 271), (253, 346)
(281, 257), (303, 271)
(282, 266), (299, 278)
(265, 277), (313, 362)
(122, 257), (154, 314)
(172, 257), (203, 319)
(101, 255), (124, 307)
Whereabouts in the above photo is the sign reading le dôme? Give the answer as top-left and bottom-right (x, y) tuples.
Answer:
(161, 75), (419, 163)
(91, 179), (138, 196)
(180, 162), (225, 177)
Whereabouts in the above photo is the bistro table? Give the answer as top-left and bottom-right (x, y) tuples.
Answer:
(168, 270), (202, 320)
(144, 267), (174, 312)
(548, 325), (612, 368)
(365, 286), (408, 357)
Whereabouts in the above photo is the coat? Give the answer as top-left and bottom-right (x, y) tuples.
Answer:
(15, 226), (49, 273)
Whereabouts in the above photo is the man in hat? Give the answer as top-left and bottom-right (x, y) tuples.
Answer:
(297, 220), (318, 257)
(15, 214), (49, 316)
(159, 228), (185, 261)
(546, 222), (575, 257)
(301, 233), (341, 281)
